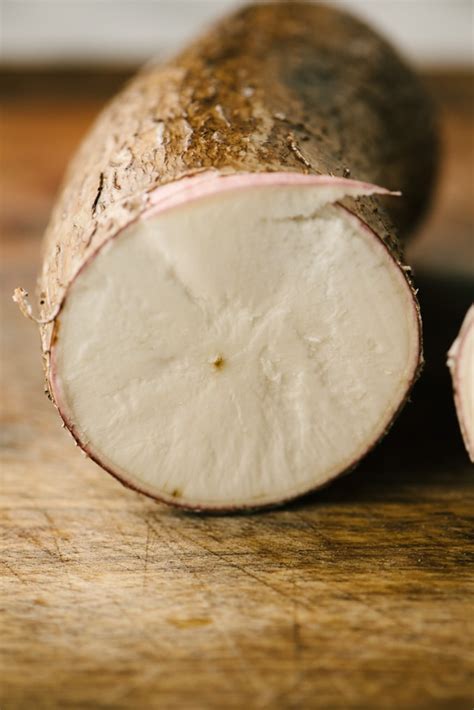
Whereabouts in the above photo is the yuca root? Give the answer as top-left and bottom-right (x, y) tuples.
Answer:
(15, 2), (438, 509)
(448, 306), (474, 462)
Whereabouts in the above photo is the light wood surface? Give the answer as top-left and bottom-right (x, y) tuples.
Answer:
(1, 70), (473, 709)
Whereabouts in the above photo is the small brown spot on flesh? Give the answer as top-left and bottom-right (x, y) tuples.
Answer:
(212, 355), (225, 370)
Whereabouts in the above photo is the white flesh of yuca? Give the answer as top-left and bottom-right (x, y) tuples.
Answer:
(448, 306), (474, 462)
(51, 179), (420, 509)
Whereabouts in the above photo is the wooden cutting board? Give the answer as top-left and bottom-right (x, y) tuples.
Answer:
(1, 70), (473, 709)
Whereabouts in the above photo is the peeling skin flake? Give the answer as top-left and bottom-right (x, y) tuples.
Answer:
(51, 181), (420, 509)
(155, 122), (165, 146)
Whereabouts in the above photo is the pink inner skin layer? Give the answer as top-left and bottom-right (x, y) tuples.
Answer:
(143, 170), (399, 220)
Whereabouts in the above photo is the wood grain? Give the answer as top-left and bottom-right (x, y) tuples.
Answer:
(1, 69), (473, 709)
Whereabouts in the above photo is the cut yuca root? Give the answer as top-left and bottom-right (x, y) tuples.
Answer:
(448, 307), (474, 462)
(51, 175), (421, 508)
(20, 2), (437, 510)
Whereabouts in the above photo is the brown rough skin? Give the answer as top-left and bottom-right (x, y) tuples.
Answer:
(33, 2), (436, 507)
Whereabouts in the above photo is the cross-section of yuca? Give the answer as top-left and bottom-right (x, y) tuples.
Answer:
(448, 307), (474, 462)
(17, 2), (437, 510)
